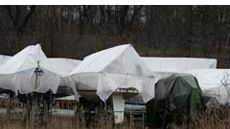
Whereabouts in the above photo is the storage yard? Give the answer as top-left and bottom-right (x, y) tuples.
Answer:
(0, 43), (228, 129)
(0, 5), (230, 129)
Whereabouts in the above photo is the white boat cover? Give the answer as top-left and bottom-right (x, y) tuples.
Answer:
(48, 58), (81, 87)
(0, 55), (11, 65)
(0, 44), (61, 94)
(48, 58), (81, 76)
(70, 44), (156, 102)
(186, 69), (230, 104)
(142, 57), (217, 78)
(0, 55), (82, 88)
(0, 56), (81, 77)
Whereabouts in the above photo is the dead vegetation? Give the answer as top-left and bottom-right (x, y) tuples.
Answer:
(174, 106), (230, 129)
(1, 107), (230, 129)
(0, 113), (138, 129)
(1, 97), (230, 129)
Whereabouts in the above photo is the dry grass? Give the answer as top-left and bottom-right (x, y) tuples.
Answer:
(173, 106), (230, 129)
(1, 100), (230, 129)
(0, 111), (138, 129)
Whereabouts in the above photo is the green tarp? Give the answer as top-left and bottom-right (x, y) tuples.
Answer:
(146, 73), (203, 126)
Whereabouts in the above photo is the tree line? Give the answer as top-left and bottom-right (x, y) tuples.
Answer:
(0, 5), (229, 67)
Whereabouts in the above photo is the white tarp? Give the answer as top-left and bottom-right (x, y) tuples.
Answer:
(186, 69), (230, 104)
(48, 58), (81, 76)
(48, 58), (81, 87)
(0, 55), (11, 65)
(70, 44), (156, 102)
(0, 44), (61, 94)
(142, 57), (217, 78)
(0, 56), (81, 77)
(0, 54), (82, 89)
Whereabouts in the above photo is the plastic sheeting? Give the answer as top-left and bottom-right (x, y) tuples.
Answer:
(142, 57), (217, 78)
(70, 44), (156, 102)
(186, 69), (230, 104)
(0, 54), (82, 92)
(48, 58), (81, 87)
(48, 58), (81, 76)
(0, 55), (11, 65)
(0, 56), (81, 76)
(0, 44), (61, 94)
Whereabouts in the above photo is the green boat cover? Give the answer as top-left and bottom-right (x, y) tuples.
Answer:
(146, 73), (203, 126)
